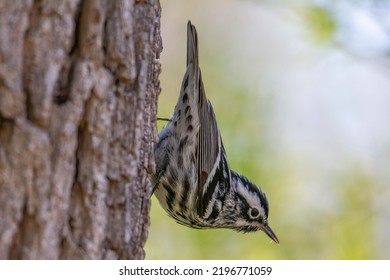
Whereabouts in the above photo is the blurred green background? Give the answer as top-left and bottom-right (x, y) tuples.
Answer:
(145, 0), (390, 259)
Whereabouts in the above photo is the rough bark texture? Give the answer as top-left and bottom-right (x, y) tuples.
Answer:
(0, 0), (162, 259)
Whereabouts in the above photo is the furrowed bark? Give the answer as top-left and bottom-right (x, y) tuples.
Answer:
(0, 0), (162, 259)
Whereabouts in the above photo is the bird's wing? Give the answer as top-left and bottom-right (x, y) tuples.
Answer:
(196, 78), (226, 216)
(187, 22), (230, 217)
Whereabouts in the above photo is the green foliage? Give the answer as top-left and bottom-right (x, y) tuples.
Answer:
(303, 5), (336, 43)
(330, 168), (376, 259)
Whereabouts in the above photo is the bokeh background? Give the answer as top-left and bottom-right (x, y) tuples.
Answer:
(145, 0), (390, 259)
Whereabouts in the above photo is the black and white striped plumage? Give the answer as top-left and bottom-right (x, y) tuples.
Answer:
(153, 22), (279, 243)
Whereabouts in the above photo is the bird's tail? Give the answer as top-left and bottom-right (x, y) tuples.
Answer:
(187, 21), (199, 69)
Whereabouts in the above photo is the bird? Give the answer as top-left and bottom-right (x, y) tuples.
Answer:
(152, 21), (279, 244)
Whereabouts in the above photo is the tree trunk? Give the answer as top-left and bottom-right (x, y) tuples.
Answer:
(0, 0), (162, 259)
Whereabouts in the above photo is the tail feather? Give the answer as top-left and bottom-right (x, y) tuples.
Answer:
(186, 21), (207, 109)
(187, 21), (198, 68)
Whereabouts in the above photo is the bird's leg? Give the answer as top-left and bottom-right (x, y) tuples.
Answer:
(157, 117), (171, 122)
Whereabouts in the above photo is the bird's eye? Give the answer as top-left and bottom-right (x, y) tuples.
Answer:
(248, 207), (260, 219)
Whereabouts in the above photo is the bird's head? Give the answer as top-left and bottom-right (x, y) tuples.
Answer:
(221, 171), (279, 244)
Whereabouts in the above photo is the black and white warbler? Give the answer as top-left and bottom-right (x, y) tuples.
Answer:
(153, 21), (279, 244)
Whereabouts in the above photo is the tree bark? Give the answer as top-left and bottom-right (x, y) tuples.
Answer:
(0, 0), (162, 259)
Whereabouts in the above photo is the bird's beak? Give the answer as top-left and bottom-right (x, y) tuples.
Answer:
(262, 224), (279, 244)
